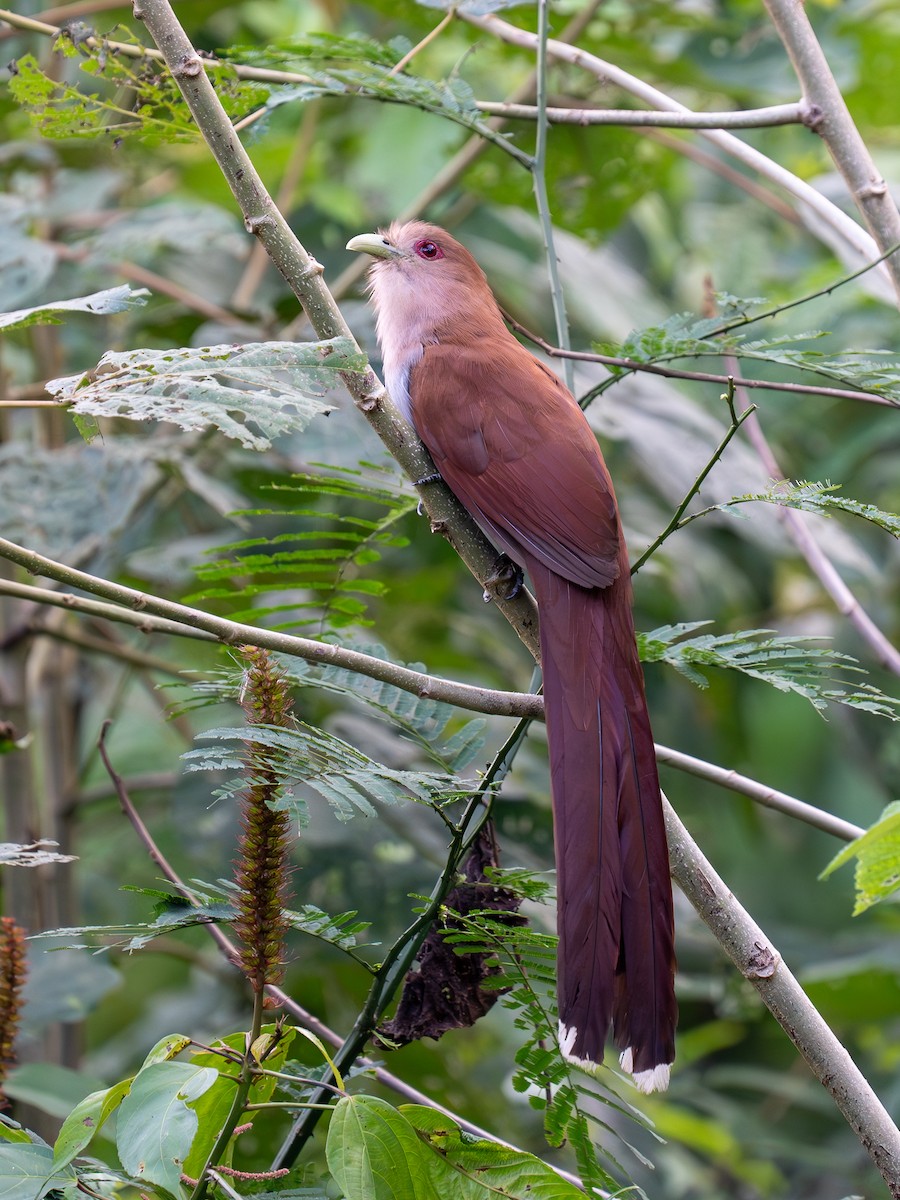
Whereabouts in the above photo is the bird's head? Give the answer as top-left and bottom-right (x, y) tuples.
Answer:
(346, 221), (504, 343)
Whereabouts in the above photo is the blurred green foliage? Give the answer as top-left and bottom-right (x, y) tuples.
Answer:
(1, 0), (899, 1197)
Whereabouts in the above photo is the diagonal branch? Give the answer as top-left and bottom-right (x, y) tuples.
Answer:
(664, 795), (900, 1195)
(0, 543), (541, 720)
(763, 0), (900, 305)
(127, 0), (541, 662)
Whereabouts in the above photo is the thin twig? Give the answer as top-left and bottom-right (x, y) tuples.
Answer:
(479, 100), (807, 128)
(462, 11), (886, 274)
(655, 744), (864, 842)
(531, 0), (572, 391)
(630, 381), (756, 575)
(390, 8), (455, 75)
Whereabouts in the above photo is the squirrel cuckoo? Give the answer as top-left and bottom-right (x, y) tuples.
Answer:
(347, 222), (676, 1091)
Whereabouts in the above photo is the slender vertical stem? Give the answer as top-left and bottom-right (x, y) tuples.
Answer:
(190, 987), (268, 1200)
(532, 0), (573, 392)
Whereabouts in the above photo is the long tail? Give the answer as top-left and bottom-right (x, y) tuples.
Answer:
(530, 559), (676, 1093)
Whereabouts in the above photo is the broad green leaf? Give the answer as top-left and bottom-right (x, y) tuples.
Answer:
(402, 1104), (585, 1198)
(53, 1077), (133, 1169)
(326, 1095), (441, 1200)
(0, 1120), (32, 1146)
(821, 801), (900, 913)
(116, 1061), (218, 1198)
(46, 339), (366, 450)
(141, 1035), (194, 1068)
(0, 285), (148, 332)
(0, 1143), (75, 1199)
(182, 1025), (295, 1179)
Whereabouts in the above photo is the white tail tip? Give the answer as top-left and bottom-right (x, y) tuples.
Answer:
(619, 1048), (671, 1093)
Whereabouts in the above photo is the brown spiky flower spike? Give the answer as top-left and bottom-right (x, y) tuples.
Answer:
(0, 918), (27, 1108)
(233, 646), (293, 1003)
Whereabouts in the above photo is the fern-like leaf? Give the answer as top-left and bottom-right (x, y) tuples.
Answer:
(182, 722), (475, 825)
(193, 467), (416, 631)
(600, 307), (900, 402)
(698, 479), (900, 539)
(638, 622), (900, 719)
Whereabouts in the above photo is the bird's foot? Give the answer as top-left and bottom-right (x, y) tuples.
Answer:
(483, 554), (524, 603)
(415, 472), (442, 515)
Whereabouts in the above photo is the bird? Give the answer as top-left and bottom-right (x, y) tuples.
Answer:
(347, 221), (676, 1092)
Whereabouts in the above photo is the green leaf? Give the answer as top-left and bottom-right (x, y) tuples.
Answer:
(0, 1143), (75, 1200)
(325, 1095), (441, 1200)
(637, 622), (900, 720)
(695, 479), (900, 539)
(116, 1061), (218, 1198)
(401, 1104), (585, 1198)
(45, 339), (367, 450)
(182, 1025), (295, 1179)
(182, 722), (471, 823)
(0, 1119), (33, 1146)
(821, 801), (900, 913)
(0, 285), (149, 332)
(53, 1077), (133, 1169)
(141, 1035), (194, 1068)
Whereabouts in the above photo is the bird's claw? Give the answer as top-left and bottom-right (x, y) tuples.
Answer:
(483, 554), (524, 603)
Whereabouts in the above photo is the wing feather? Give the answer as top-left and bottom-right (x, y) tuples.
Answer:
(409, 338), (620, 589)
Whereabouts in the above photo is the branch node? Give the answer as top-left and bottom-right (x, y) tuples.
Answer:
(358, 387), (382, 413)
(244, 213), (275, 236)
(858, 179), (889, 200)
(801, 101), (825, 130)
(177, 53), (204, 78)
(746, 940), (780, 980)
(300, 257), (325, 280)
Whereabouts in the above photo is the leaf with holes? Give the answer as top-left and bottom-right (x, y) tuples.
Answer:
(46, 339), (366, 449)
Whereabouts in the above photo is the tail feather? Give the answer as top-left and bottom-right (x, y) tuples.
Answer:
(530, 559), (676, 1088)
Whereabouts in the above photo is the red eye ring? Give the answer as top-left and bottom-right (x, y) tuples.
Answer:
(414, 238), (444, 260)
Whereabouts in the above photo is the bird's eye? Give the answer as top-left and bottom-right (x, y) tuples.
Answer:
(415, 239), (443, 260)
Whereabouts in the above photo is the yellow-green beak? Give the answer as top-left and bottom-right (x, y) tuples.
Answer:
(346, 232), (401, 259)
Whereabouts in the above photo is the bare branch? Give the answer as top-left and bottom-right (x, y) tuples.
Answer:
(655, 744), (864, 842)
(0, 542), (542, 720)
(665, 794), (900, 1195)
(763, 0), (900, 305)
(479, 100), (808, 129)
(463, 11), (887, 276)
